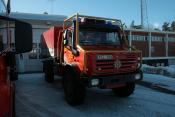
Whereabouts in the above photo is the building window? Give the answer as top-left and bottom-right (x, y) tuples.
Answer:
(151, 36), (164, 42)
(132, 35), (147, 41)
(40, 35), (51, 59)
(168, 38), (175, 42)
(29, 43), (38, 59)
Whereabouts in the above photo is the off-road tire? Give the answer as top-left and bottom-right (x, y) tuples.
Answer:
(112, 82), (135, 97)
(45, 69), (54, 83)
(43, 60), (54, 83)
(63, 70), (85, 106)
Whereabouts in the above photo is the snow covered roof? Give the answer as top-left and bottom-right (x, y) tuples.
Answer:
(9, 12), (67, 22)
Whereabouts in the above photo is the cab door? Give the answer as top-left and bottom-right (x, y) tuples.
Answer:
(64, 30), (74, 63)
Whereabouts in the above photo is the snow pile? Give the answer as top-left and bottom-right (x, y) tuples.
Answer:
(142, 64), (163, 74)
(144, 73), (175, 91)
(142, 64), (175, 78)
(161, 65), (175, 75)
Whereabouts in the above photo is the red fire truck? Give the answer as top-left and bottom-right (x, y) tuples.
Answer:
(0, 0), (32, 116)
(42, 14), (143, 106)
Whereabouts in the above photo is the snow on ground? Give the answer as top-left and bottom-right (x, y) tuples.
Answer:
(142, 64), (175, 77)
(142, 64), (175, 91)
(143, 73), (175, 91)
(16, 73), (175, 117)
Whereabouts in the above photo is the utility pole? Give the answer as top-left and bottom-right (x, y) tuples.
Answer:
(48, 0), (56, 14)
(140, 0), (149, 29)
(141, 0), (143, 28)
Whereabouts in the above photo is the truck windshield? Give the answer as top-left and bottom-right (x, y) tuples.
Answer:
(79, 29), (121, 46)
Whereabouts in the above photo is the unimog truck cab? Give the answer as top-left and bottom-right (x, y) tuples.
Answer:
(42, 13), (143, 106)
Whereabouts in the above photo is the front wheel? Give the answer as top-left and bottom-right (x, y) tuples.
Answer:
(63, 70), (86, 106)
(112, 82), (135, 97)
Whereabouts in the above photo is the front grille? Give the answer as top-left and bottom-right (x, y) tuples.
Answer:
(95, 54), (138, 74)
(96, 60), (115, 70)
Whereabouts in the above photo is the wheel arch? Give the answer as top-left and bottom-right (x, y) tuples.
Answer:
(64, 62), (81, 77)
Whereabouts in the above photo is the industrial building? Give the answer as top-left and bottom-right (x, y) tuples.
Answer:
(125, 29), (175, 66)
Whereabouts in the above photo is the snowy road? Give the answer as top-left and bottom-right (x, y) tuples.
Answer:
(16, 73), (175, 117)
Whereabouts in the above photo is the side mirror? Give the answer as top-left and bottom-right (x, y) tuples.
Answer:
(0, 15), (33, 54)
(72, 48), (79, 56)
(63, 39), (68, 45)
(63, 30), (68, 45)
(15, 20), (33, 54)
(63, 30), (68, 39)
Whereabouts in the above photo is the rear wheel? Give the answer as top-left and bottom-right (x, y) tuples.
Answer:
(45, 69), (54, 83)
(43, 60), (54, 83)
(112, 82), (135, 97)
(63, 70), (85, 106)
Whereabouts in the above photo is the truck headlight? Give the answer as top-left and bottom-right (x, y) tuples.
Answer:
(137, 56), (142, 68)
(137, 63), (141, 68)
(135, 73), (141, 80)
(91, 79), (99, 86)
(138, 57), (141, 60)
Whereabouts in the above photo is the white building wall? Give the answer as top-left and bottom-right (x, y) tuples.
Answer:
(12, 13), (66, 73)
(1, 12), (66, 73)
(18, 27), (52, 73)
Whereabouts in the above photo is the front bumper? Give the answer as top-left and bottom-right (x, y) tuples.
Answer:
(84, 70), (143, 88)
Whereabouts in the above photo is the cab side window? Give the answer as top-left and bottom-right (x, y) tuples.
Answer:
(66, 31), (72, 49)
